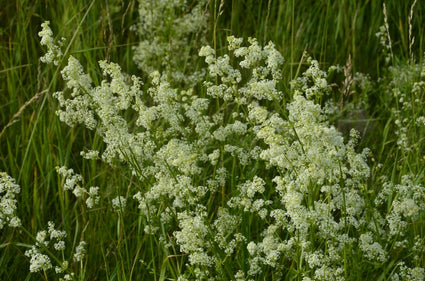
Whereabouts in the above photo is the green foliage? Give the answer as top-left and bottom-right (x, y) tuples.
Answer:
(1, 0), (425, 280)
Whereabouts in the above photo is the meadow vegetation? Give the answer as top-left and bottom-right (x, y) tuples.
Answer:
(1, 0), (425, 280)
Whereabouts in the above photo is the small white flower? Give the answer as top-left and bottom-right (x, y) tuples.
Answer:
(80, 149), (100, 160)
(54, 241), (66, 251)
(359, 232), (387, 262)
(61, 274), (74, 281)
(73, 241), (87, 262)
(85, 186), (100, 208)
(48, 221), (67, 240)
(112, 196), (126, 212)
(0, 172), (21, 229)
(247, 241), (257, 256)
(38, 21), (63, 65)
(29, 253), (52, 272)
(55, 261), (68, 274)
(36, 230), (49, 247)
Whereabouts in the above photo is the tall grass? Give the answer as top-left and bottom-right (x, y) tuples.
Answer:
(1, 0), (425, 280)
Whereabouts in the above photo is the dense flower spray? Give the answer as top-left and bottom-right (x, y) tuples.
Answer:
(37, 18), (425, 280)
(0, 172), (21, 229)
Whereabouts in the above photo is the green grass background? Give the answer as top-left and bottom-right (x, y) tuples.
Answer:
(1, 0), (424, 280)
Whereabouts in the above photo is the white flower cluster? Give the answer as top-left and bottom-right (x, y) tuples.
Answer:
(228, 176), (272, 219)
(73, 241), (87, 262)
(112, 196), (126, 212)
(25, 247), (52, 273)
(80, 149), (100, 160)
(56, 166), (100, 208)
(212, 207), (244, 255)
(38, 21), (64, 65)
(132, 0), (208, 86)
(53, 56), (97, 130)
(0, 172), (21, 229)
(391, 262), (425, 281)
(174, 210), (214, 266)
(40, 20), (425, 279)
(359, 232), (387, 262)
(200, 36), (284, 104)
(25, 222), (86, 278)
(376, 175), (425, 237)
(290, 57), (329, 99)
(25, 222), (66, 273)
(376, 25), (392, 64)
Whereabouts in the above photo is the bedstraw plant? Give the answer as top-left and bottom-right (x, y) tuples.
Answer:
(1, 1), (425, 280)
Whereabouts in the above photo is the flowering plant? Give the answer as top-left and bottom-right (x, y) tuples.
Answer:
(32, 19), (425, 280)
